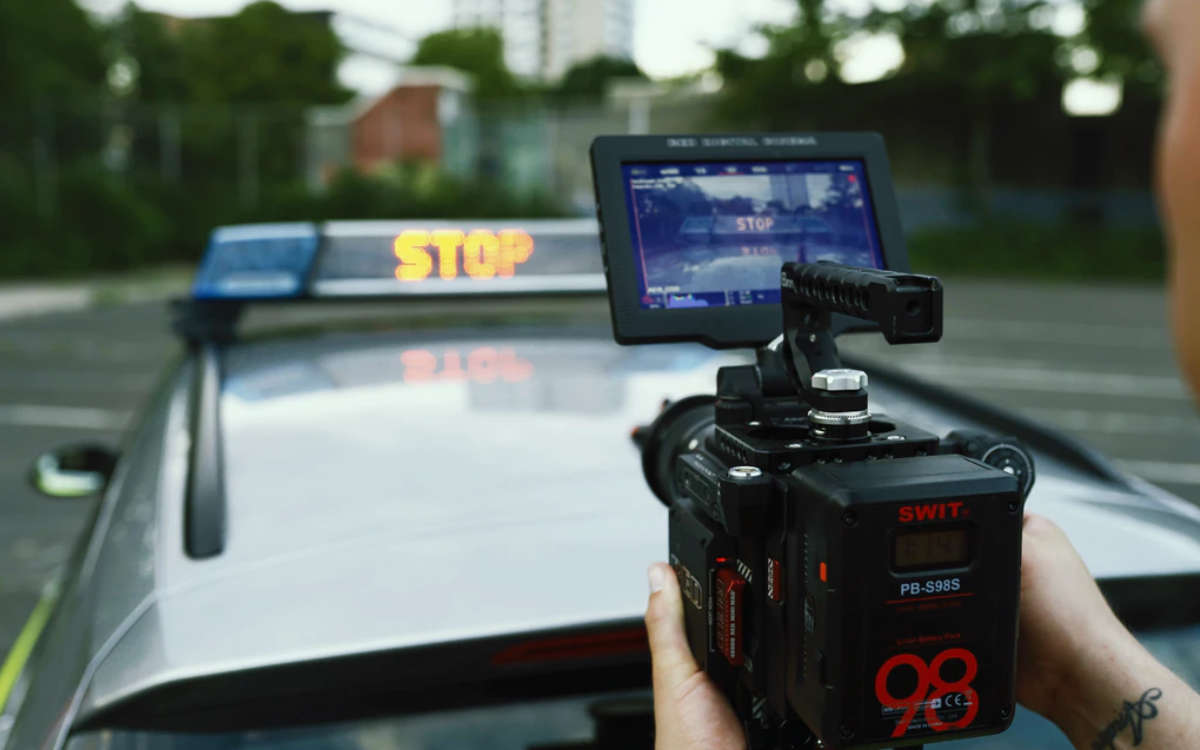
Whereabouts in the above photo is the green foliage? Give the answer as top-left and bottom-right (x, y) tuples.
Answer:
(0, 0), (1169, 283)
(110, 2), (353, 188)
(554, 56), (645, 99)
(0, 161), (169, 277)
(718, 1), (1068, 121)
(111, 4), (189, 101)
(0, 0), (571, 279)
(255, 163), (565, 223)
(57, 164), (170, 270)
(714, 0), (1167, 198)
(865, 3), (1065, 100)
(112, 1), (352, 105)
(0, 0), (106, 103)
(1082, 0), (1162, 92)
(0, 160), (566, 278)
(908, 222), (1165, 281)
(412, 27), (520, 98)
(190, 3), (352, 105)
(912, 25), (1045, 94)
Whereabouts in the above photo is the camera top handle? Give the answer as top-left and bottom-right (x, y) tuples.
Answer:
(775, 262), (944, 402)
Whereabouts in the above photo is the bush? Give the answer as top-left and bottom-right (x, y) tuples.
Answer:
(55, 163), (170, 270)
(907, 222), (1166, 281)
(0, 161), (169, 277)
(254, 164), (567, 223)
(0, 161), (568, 279)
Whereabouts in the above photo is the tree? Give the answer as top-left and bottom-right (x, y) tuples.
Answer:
(862, 3), (1066, 191)
(714, 0), (838, 125)
(1081, 0), (1162, 93)
(109, 2), (354, 187)
(110, 4), (190, 102)
(111, 1), (352, 105)
(716, 0), (1072, 194)
(186, 2), (351, 105)
(411, 27), (520, 98)
(554, 55), (645, 99)
(0, 0), (110, 237)
(0, 0), (106, 105)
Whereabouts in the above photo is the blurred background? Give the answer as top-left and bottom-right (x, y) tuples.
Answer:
(2, 0), (1195, 663)
(0, 0), (1163, 280)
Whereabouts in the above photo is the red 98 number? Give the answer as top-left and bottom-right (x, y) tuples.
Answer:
(873, 648), (979, 738)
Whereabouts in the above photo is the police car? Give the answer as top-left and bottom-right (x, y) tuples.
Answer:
(3, 219), (1200, 750)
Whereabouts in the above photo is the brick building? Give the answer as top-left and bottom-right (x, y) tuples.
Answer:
(306, 67), (475, 188)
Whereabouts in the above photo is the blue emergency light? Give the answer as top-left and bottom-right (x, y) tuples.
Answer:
(191, 223), (320, 300)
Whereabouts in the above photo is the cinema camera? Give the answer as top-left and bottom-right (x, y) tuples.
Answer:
(590, 133), (1036, 749)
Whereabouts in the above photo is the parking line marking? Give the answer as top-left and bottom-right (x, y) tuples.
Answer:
(949, 318), (1169, 348)
(895, 362), (1189, 399)
(0, 404), (130, 430)
(1117, 460), (1200, 487)
(0, 583), (58, 712)
(1033, 408), (1200, 436)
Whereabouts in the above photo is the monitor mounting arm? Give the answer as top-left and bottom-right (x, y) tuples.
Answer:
(716, 262), (945, 412)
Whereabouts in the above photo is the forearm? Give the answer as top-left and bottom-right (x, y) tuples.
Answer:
(1050, 627), (1200, 750)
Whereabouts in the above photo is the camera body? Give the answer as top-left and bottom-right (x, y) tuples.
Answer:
(642, 264), (1030, 749)
(590, 134), (1034, 748)
(669, 449), (1022, 749)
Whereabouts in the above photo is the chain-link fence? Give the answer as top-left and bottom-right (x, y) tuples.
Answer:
(0, 88), (1166, 278)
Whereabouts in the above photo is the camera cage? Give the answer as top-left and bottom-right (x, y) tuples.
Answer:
(590, 132), (912, 349)
(591, 133), (1035, 749)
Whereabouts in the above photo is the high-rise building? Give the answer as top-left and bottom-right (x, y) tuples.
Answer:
(544, 0), (634, 81)
(451, 0), (634, 82)
(451, 0), (546, 79)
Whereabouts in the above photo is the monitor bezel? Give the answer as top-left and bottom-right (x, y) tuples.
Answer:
(590, 133), (911, 348)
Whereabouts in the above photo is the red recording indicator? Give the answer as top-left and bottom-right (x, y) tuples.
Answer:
(767, 557), (783, 603)
(715, 569), (747, 666)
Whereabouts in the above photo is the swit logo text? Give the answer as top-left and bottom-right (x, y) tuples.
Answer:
(898, 501), (965, 523)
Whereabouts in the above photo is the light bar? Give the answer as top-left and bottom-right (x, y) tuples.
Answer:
(312, 273), (607, 298)
(190, 219), (604, 302)
(192, 223), (319, 300)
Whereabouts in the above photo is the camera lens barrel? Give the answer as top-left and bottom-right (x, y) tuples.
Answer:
(640, 395), (718, 506)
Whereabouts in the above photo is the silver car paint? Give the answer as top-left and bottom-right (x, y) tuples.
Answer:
(7, 330), (1200, 749)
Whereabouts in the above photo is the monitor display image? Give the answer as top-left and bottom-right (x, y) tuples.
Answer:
(620, 160), (885, 310)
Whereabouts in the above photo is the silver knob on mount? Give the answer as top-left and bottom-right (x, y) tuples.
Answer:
(811, 368), (869, 392)
(808, 368), (871, 440)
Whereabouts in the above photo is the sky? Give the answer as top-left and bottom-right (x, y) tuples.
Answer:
(81, 0), (801, 79)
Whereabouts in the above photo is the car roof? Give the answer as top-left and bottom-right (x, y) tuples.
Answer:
(71, 319), (1200, 729)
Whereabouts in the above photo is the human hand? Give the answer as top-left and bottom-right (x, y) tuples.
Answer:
(644, 519), (1118, 747)
(645, 562), (746, 750)
(1014, 513), (1131, 721)
(1015, 513), (1200, 749)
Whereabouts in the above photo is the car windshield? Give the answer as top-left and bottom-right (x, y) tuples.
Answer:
(65, 626), (1200, 750)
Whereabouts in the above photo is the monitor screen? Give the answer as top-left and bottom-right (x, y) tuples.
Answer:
(620, 160), (885, 310)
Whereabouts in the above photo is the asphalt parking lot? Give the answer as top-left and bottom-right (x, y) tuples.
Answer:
(2, 278), (1198, 662)
(0, 300), (176, 670)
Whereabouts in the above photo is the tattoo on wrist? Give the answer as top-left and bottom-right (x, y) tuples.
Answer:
(1091, 688), (1163, 749)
